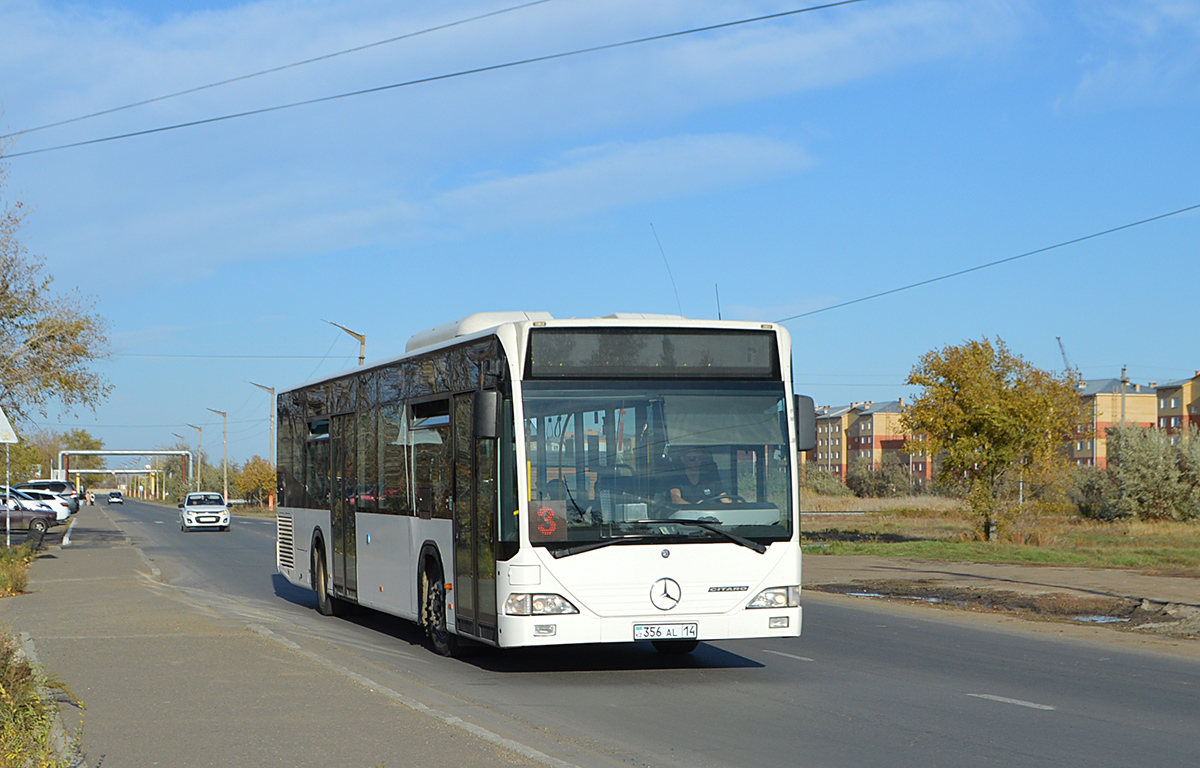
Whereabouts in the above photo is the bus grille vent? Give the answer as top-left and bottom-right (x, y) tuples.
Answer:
(276, 514), (295, 569)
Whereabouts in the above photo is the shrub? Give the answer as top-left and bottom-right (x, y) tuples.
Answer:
(1072, 466), (1126, 521)
(801, 466), (851, 496)
(0, 545), (35, 598)
(1108, 426), (1200, 522)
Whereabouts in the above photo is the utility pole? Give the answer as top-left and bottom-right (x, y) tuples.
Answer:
(249, 382), (276, 510)
(1121, 365), (1129, 427)
(206, 409), (228, 501)
(323, 319), (366, 365)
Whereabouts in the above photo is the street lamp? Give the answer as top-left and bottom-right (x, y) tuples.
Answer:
(206, 408), (228, 502)
(249, 381), (276, 511)
(187, 424), (203, 492)
(323, 319), (366, 365)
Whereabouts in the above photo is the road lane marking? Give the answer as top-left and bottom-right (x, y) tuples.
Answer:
(62, 519), (77, 546)
(762, 649), (814, 662)
(967, 693), (1056, 711)
(154, 520), (164, 524)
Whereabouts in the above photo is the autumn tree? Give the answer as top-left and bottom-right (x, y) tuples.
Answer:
(236, 456), (275, 507)
(1, 149), (111, 425)
(901, 337), (1084, 540)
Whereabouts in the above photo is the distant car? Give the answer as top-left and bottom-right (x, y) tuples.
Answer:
(2, 491), (59, 534)
(11, 488), (72, 522)
(178, 492), (230, 532)
(16, 480), (80, 513)
(107, 491), (124, 504)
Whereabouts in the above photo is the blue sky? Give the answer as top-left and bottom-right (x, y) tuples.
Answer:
(2, 0), (1198, 465)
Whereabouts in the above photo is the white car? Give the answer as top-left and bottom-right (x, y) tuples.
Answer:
(16, 488), (73, 522)
(179, 492), (230, 532)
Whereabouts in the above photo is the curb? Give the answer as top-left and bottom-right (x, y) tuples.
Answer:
(15, 631), (87, 768)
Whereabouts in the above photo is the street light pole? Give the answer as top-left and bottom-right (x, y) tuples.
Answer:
(206, 409), (228, 501)
(187, 424), (203, 492)
(323, 319), (366, 365)
(171, 433), (188, 492)
(249, 382), (276, 511)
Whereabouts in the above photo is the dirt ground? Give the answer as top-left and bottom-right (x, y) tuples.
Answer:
(809, 579), (1200, 641)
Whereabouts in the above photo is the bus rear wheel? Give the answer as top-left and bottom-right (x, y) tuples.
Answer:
(422, 567), (459, 657)
(652, 639), (699, 655)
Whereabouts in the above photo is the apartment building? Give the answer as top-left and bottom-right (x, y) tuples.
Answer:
(810, 404), (852, 477)
(807, 400), (933, 483)
(1156, 372), (1200, 434)
(1068, 378), (1157, 468)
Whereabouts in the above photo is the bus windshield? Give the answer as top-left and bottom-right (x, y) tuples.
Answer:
(522, 380), (793, 556)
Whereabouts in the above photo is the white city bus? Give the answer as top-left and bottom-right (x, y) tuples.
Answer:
(276, 312), (817, 655)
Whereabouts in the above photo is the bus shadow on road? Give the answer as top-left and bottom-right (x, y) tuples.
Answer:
(462, 642), (765, 673)
(268, 574), (764, 671)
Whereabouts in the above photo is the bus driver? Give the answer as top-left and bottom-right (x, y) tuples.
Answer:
(668, 448), (731, 505)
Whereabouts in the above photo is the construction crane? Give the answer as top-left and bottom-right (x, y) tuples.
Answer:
(1056, 337), (1076, 376)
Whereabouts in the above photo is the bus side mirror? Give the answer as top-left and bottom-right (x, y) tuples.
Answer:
(794, 395), (817, 453)
(474, 390), (501, 439)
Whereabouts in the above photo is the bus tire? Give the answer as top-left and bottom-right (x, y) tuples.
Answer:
(652, 639), (699, 655)
(312, 544), (343, 617)
(422, 564), (458, 657)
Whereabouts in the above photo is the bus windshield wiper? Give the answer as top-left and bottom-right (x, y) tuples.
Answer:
(665, 519), (768, 554)
(548, 535), (652, 559)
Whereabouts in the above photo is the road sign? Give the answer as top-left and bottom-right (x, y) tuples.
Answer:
(0, 407), (17, 444)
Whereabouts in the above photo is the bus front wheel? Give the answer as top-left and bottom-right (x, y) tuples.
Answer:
(422, 566), (459, 657)
(312, 546), (343, 617)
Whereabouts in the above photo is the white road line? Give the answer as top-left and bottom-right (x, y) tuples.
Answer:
(967, 693), (1056, 711)
(62, 519), (77, 546)
(154, 520), (164, 524)
(762, 649), (814, 662)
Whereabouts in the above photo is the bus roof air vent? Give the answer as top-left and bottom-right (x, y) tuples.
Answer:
(405, 311), (553, 352)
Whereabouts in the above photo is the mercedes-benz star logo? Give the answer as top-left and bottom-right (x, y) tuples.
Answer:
(650, 577), (682, 611)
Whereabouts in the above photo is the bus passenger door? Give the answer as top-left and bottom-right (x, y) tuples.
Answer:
(330, 413), (357, 600)
(452, 392), (499, 642)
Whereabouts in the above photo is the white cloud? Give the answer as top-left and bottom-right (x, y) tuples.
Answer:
(434, 133), (811, 230)
(1069, 0), (1200, 105)
(2, 0), (1031, 290)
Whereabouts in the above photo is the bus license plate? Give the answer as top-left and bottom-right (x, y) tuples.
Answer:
(633, 623), (698, 640)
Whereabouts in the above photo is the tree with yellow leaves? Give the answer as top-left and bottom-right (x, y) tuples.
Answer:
(901, 338), (1084, 540)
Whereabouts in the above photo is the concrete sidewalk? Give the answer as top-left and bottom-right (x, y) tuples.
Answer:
(0, 506), (545, 768)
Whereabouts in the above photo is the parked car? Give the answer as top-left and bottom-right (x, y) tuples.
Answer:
(107, 490), (124, 505)
(15, 480), (80, 513)
(1, 489), (59, 534)
(178, 492), (230, 532)
(10, 488), (71, 522)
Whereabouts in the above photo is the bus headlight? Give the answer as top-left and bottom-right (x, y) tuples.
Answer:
(746, 586), (799, 609)
(505, 593), (580, 616)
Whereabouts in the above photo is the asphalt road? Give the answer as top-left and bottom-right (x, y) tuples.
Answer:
(108, 499), (1200, 768)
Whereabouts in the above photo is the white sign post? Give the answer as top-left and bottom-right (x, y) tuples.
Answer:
(0, 407), (19, 548)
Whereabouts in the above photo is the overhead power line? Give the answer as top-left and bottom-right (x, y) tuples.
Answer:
(1, 0), (558, 140)
(5, 0), (867, 159)
(775, 202), (1200, 324)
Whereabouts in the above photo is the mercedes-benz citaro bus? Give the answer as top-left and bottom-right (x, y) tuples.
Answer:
(275, 312), (817, 656)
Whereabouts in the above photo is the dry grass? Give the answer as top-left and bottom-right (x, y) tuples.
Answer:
(0, 630), (76, 768)
(0, 546), (35, 598)
(801, 495), (1200, 576)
